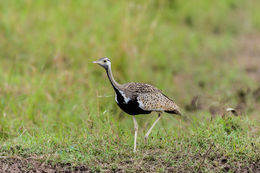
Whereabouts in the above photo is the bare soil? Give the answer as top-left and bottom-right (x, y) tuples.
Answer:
(0, 157), (90, 173)
(236, 34), (260, 82)
(0, 154), (260, 173)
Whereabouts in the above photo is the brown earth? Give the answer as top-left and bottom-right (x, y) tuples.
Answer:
(233, 34), (260, 114)
(185, 33), (260, 116)
(0, 153), (260, 173)
(236, 34), (260, 82)
(0, 157), (90, 173)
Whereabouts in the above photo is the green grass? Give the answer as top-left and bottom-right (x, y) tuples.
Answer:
(0, 0), (260, 172)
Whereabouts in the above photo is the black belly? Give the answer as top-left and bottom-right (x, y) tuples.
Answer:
(115, 90), (151, 115)
(117, 99), (151, 115)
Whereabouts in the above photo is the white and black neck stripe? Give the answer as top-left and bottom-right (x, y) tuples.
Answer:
(105, 64), (132, 104)
(105, 63), (122, 92)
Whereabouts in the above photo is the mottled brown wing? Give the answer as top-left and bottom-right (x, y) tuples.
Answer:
(137, 92), (181, 115)
(121, 82), (181, 115)
(121, 82), (159, 100)
(122, 82), (159, 93)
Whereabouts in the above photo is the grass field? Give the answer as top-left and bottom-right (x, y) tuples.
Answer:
(0, 0), (260, 172)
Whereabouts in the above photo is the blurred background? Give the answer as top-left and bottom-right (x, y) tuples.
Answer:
(0, 0), (260, 169)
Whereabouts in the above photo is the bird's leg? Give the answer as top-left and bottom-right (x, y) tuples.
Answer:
(144, 113), (161, 142)
(133, 116), (138, 153)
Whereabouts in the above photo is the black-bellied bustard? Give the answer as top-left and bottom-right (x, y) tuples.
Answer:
(93, 57), (181, 152)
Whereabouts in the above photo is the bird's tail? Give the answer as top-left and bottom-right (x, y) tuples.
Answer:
(165, 109), (182, 116)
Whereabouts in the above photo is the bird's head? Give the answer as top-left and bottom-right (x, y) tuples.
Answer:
(93, 57), (111, 69)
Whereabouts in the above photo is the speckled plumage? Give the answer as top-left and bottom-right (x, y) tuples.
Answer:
(93, 57), (181, 152)
(120, 82), (181, 114)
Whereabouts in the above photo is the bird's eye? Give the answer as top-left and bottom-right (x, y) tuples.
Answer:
(103, 60), (107, 63)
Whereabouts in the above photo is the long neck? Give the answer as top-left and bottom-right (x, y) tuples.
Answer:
(105, 64), (121, 90)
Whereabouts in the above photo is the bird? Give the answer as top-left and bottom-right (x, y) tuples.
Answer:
(93, 57), (181, 152)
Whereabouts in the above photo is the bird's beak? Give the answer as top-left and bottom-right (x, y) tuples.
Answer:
(93, 61), (98, 64)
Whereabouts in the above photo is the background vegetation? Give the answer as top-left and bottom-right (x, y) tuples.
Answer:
(0, 0), (259, 172)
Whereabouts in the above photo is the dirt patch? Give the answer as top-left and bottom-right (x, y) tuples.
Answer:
(236, 34), (260, 82)
(0, 157), (90, 173)
(185, 33), (260, 116)
(1, 154), (259, 173)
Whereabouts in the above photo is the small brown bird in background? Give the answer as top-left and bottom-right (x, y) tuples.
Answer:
(93, 57), (181, 152)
